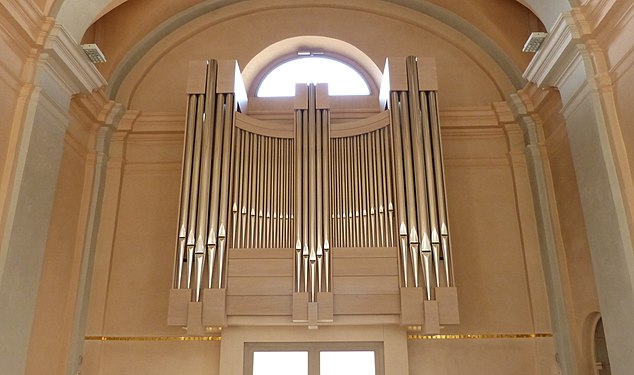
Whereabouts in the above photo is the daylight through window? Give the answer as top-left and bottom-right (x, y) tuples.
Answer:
(256, 56), (371, 97)
(245, 342), (383, 375)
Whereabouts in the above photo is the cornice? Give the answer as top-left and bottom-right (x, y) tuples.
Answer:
(0, 0), (44, 44)
(523, 12), (584, 88)
(40, 23), (106, 98)
(438, 107), (500, 129)
(583, 0), (634, 33)
(507, 92), (544, 148)
(70, 90), (124, 132)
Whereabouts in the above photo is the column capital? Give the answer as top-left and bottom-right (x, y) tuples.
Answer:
(523, 10), (590, 90)
(36, 22), (106, 108)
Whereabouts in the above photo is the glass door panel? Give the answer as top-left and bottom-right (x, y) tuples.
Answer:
(253, 351), (308, 375)
(320, 351), (375, 375)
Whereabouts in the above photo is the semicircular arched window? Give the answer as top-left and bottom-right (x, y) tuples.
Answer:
(256, 56), (371, 97)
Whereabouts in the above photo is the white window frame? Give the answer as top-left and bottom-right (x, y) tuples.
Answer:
(244, 342), (385, 375)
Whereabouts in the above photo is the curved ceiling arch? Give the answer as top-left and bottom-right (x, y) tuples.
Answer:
(103, 0), (534, 100)
(53, 0), (572, 44)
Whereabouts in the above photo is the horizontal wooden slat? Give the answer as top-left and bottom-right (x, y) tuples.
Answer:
(226, 296), (292, 316)
(235, 112), (294, 138)
(228, 259), (292, 277)
(332, 258), (398, 276)
(333, 294), (401, 315)
(229, 248), (293, 259)
(227, 277), (293, 296)
(331, 247), (397, 258)
(329, 111), (389, 138)
(333, 276), (399, 295)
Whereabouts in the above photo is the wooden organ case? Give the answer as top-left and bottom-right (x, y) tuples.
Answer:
(168, 57), (459, 335)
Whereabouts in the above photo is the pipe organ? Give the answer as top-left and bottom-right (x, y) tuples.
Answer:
(168, 57), (459, 334)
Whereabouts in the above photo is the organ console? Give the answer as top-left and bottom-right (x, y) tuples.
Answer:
(168, 57), (459, 334)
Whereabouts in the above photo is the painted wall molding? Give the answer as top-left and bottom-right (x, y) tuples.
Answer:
(0, 0), (45, 43)
(523, 10), (589, 91)
(39, 23), (106, 104)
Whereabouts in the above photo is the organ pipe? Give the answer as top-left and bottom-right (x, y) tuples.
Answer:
(171, 57), (455, 329)
(384, 56), (455, 299)
(172, 60), (241, 302)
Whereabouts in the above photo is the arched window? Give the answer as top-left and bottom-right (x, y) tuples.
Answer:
(594, 318), (611, 375)
(256, 56), (371, 97)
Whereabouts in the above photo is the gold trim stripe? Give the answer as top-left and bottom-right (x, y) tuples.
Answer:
(85, 336), (221, 342)
(408, 333), (553, 340)
(86, 333), (551, 342)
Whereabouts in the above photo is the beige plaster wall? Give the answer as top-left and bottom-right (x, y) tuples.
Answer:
(537, 88), (600, 373)
(604, 3), (634, 236)
(24, 116), (93, 375)
(408, 337), (556, 375)
(79, 106), (554, 373)
(56, 2), (561, 374)
(84, 340), (221, 375)
(80, 121), (219, 374)
(0, 85), (20, 235)
(0, 15), (28, 233)
(541, 91), (600, 317)
(405, 110), (559, 372)
(83, 0), (539, 82)
(119, 5), (512, 112)
(99, 131), (183, 336)
(442, 124), (535, 334)
(4, 1), (619, 375)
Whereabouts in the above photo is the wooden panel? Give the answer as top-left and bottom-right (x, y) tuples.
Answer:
(229, 248), (293, 259)
(234, 113), (294, 139)
(308, 302), (318, 327)
(187, 302), (205, 335)
(329, 111), (390, 138)
(332, 257), (398, 276)
(294, 83), (308, 109)
(293, 292), (309, 322)
(202, 288), (226, 327)
(423, 300), (440, 334)
(417, 57), (438, 91)
(167, 288), (191, 326)
(186, 60), (208, 94)
(333, 276), (399, 295)
(317, 292), (333, 322)
(400, 287), (424, 325)
(384, 57), (408, 91)
(226, 296), (292, 316)
(436, 286), (460, 325)
(217, 60), (238, 93)
(226, 276), (292, 295)
(333, 294), (400, 315)
(331, 247), (397, 258)
(316, 83), (329, 109)
(228, 258), (293, 277)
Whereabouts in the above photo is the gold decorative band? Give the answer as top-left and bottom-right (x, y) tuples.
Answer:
(85, 333), (551, 342)
(408, 333), (553, 340)
(85, 336), (221, 342)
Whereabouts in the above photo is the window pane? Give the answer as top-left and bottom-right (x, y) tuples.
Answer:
(253, 351), (308, 375)
(320, 351), (375, 375)
(257, 57), (371, 97)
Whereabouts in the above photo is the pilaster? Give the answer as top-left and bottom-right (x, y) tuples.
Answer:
(0, 15), (107, 375)
(507, 93), (580, 375)
(523, 8), (634, 374)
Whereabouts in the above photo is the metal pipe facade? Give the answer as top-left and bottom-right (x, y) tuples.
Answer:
(385, 56), (455, 300)
(172, 57), (453, 310)
(293, 84), (332, 301)
(172, 60), (240, 302)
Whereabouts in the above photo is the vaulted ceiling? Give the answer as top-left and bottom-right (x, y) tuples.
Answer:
(51, 0), (566, 41)
(45, 0), (567, 103)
